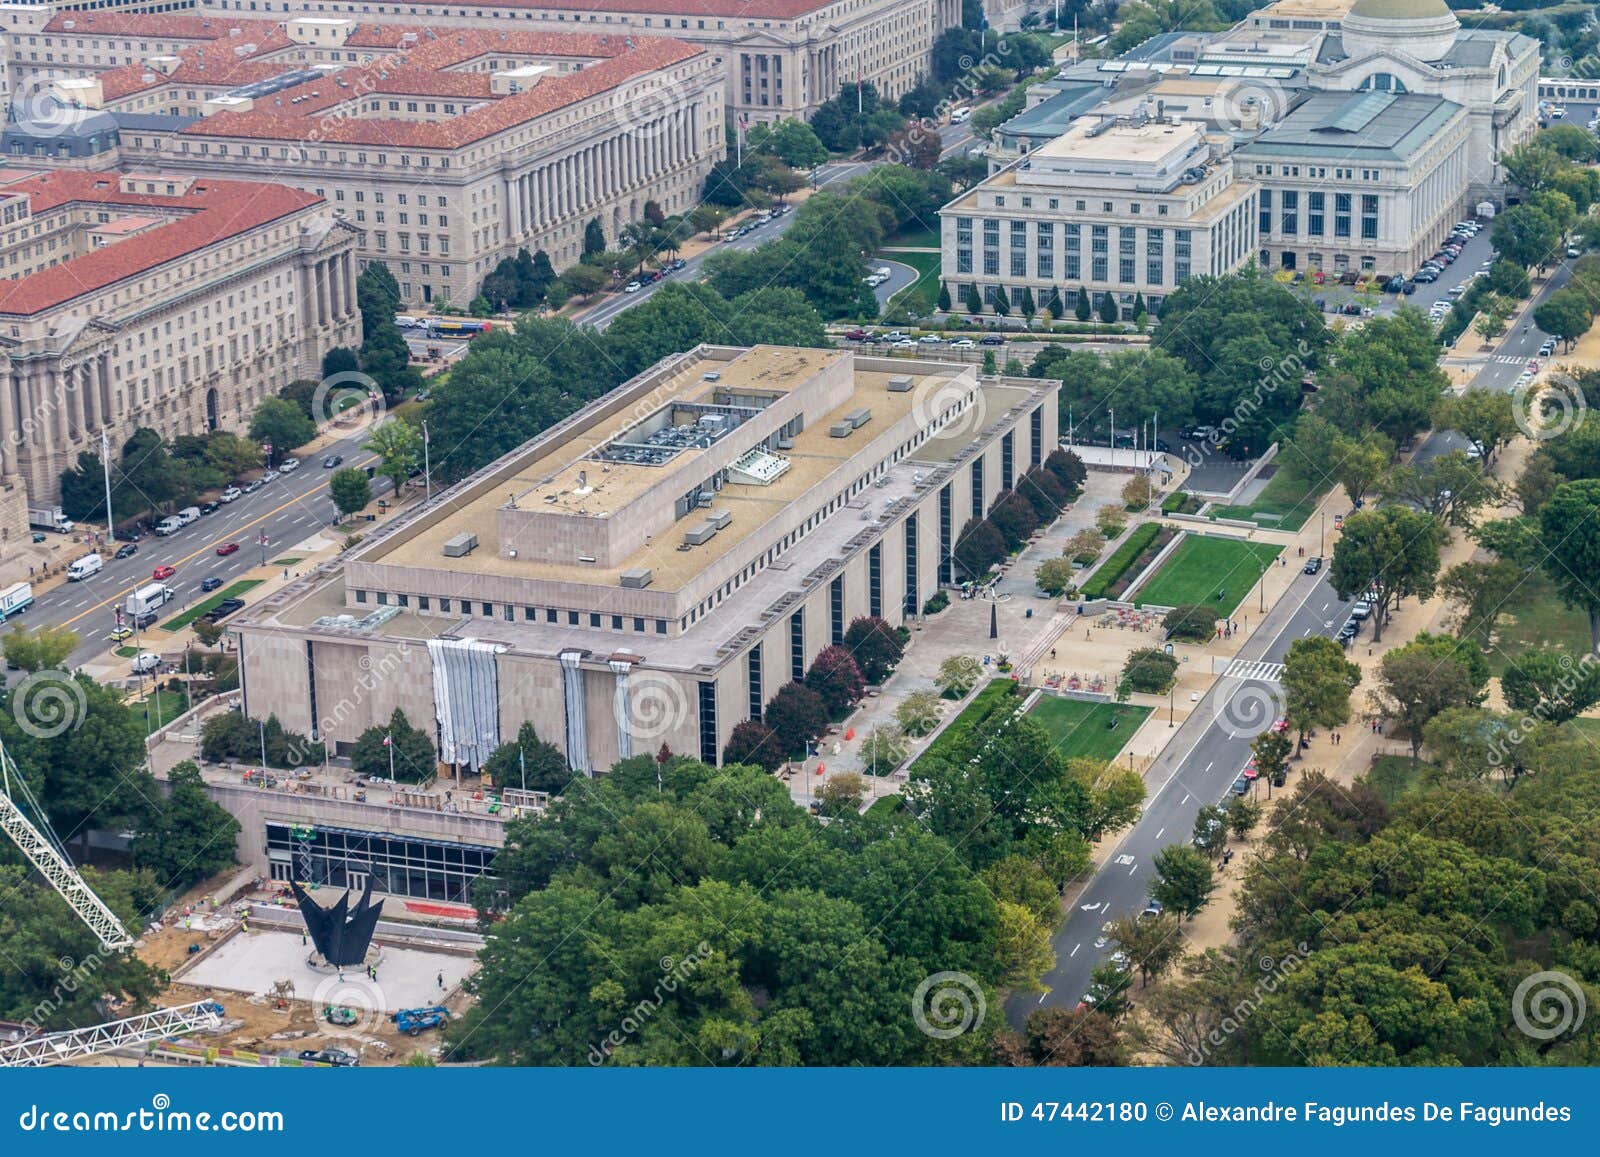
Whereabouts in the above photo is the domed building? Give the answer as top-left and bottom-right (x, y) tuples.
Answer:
(1309, 0), (1540, 199)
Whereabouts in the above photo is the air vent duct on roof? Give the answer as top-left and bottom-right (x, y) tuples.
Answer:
(443, 532), (478, 558)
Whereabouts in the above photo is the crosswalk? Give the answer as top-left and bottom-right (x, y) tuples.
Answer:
(1490, 355), (1536, 366)
(1222, 659), (1284, 683)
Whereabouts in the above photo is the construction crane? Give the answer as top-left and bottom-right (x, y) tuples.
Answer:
(0, 736), (134, 952)
(0, 1002), (223, 1068)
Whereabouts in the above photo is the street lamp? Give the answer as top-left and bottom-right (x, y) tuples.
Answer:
(1320, 509), (1326, 557)
(1168, 686), (1175, 728)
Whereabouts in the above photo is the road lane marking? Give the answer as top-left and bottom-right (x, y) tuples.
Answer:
(57, 463), (368, 631)
(1069, 943), (1080, 958)
(1155, 828), (1164, 840)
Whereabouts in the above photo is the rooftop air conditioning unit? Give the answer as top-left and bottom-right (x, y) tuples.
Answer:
(620, 568), (654, 589)
(702, 371), (721, 382)
(442, 532), (478, 558)
(887, 376), (914, 393)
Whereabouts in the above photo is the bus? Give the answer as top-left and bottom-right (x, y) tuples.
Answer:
(430, 320), (491, 338)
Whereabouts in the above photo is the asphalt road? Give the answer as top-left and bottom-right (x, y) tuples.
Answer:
(1012, 563), (1359, 1022)
(14, 428), (385, 677)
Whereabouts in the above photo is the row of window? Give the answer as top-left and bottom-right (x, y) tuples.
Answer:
(1260, 190), (1379, 241)
(955, 220), (1192, 286)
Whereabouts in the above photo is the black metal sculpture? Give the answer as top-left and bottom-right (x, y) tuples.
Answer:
(291, 878), (383, 967)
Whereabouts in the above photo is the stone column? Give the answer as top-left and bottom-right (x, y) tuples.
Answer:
(0, 364), (16, 477)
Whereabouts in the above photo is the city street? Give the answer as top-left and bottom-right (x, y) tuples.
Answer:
(12, 428), (385, 676)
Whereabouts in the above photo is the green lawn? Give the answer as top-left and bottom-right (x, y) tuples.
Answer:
(1030, 696), (1151, 763)
(114, 645), (139, 659)
(160, 579), (263, 632)
(1210, 469), (1331, 532)
(135, 691), (190, 736)
(864, 795), (905, 821)
(271, 557), (304, 567)
(1482, 570), (1593, 676)
(1132, 534), (1282, 614)
(883, 250), (943, 315)
(914, 679), (1019, 768)
(1364, 754), (1435, 806)
(883, 221), (941, 250)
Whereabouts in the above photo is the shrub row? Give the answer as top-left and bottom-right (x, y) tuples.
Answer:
(1079, 522), (1162, 600)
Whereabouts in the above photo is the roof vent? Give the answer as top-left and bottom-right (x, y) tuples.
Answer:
(702, 370), (721, 381)
(887, 375), (914, 393)
(620, 568), (653, 589)
(442, 532), (478, 558)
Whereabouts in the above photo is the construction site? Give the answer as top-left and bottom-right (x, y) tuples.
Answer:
(0, 736), (481, 1069)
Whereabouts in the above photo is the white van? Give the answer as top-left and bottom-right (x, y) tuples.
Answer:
(950, 106), (972, 124)
(155, 516), (183, 536)
(67, 554), (103, 582)
(130, 652), (161, 675)
(176, 506), (201, 526)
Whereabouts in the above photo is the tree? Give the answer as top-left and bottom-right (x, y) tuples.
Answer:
(841, 616), (905, 685)
(993, 901), (1055, 992)
(321, 346), (361, 380)
(1074, 287), (1092, 322)
(1492, 202), (1563, 269)
(1121, 474), (1156, 510)
(1192, 803), (1228, 856)
(191, 618), (225, 649)
(1281, 636), (1361, 743)
(818, 770), (869, 816)
(1318, 312), (1445, 446)
(805, 645), (865, 715)
(1374, 643), (1478, 770)
(351, 708), (437, 783)
(896, 691), (942, 737)
(1149, 844), (1216, 917)
(356, 264), (423, 401)
(952, 517), (1006, 577)
(937, 282), (951, 313)
(722, 719), (784, 773)
(935, 655), (983, 698)
(1330, 433), (1391, 506)
(480, 721), (571, 792)
(992, 289), (1010, 318)
(1540, 479), (1600, 651)
(751, 118), (828, 168)
(965, 283), (983, 315)
(132, 760), (239, 888)
(1250, 728), (1293, 796)
(1045, 449), (1088, 495)
(2, 624), (79, 673)
(988, 490), (1039, 548)
(1501, 648), (1600, 725)
(1533, 288), (1594, 350)
(1226, 796), (1261, 841)
(1328, 506), (1443, 643)
(1035, 557), (1077, 597)
(1097, 292), (1120, 325)
(582, 218), (606, 256)
(1163, 604), (1219, 643)
(1109, 912), (1185, 988)
(1019, 286), (1036, 321)
(1121, 647), (1178, 694)
(329, 467), (371, 518)
(858, 727), (908, 776)
(363, 418), (422, 495)
(764, 682), (829, 756)
(1440, 558), (1523, 648)
(1018, 467), (1068, 522)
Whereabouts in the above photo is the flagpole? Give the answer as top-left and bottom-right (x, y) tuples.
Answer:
(422, 420), (432, 503)
(100, 430), (114, 551)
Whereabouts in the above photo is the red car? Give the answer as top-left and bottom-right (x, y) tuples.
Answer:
(216, 542), (240, 557)
(152, 564), (176, 580)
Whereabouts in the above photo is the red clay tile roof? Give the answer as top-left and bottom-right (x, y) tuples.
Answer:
(99, 56), (294, 102)
(0, 171), (325, 316)
(44, 13), (292, 41)
(180, 32), (705, 148)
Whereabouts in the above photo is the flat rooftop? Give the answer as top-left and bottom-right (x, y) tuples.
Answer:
(1032, 117), (1208, 163)
(367, 347), (973, 593)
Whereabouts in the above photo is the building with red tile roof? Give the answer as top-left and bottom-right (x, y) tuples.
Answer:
(0, 169), (359, 556)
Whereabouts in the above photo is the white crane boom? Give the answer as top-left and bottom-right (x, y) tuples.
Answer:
(0, 740), (134, 951)
(0, 1002), (222, 1067)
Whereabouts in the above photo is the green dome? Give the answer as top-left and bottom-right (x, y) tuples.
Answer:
(1348, 0), (1452, 19)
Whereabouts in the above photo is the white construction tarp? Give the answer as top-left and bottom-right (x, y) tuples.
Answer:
(427, 638), (503, 771)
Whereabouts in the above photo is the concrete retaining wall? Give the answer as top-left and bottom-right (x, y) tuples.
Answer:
(1123, 528), (1187, 603)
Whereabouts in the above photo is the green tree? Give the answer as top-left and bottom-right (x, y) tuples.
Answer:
(841, 616), (905, 684)
(1097, 291), (1120, 325)
(935, 655), (983, 698)
(1149, 844), (1217, 917)
(994, 901), (1055, 992)
(132, 761), (239, 888)
(321, 346), (361, 379)
(896, 691), (943, 737)
(1163, 604), (1219, 643)
(764, 682), (829, 756)
(363, 418), (422, 495)
(1330, 433), (1392, 506)
(2, 624), (79, 673)
(480, 721), (571, 792)
(1250, 727), (1293, 796)
(1534, 288), (1594, 351)
(329, 467), (371, 518)
(1374, 642), (1478, 770)
(1501, 648), (1600, 725)
(722, 720), (784, 772)
(351, 708), (437, 783)
(964, 283), (983, 315)
(1074, 287), (1091, 322)
(1109, 911), (1184, 988)
(1035, 557), (1077, 597)
(1281, 636), (1361, 743)
(582, 218), (606, 256)
(937, 282), (951, 312)
(1540, 479), (1600, 651)
(1492, 202), (1562, 268)
(953, 517), (1006, 577)
(1328, 506), (1443, 643)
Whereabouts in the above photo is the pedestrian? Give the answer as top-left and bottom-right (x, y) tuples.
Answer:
(301, 929), (308, 946)
(437, 971), (445, 990)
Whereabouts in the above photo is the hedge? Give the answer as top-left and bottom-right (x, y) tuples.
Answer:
(1080, 522), (1162, 600)
(911, 679), (1019, 771)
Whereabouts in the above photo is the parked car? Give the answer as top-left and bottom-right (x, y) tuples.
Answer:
(279, 458), (301, 473)
(918, 334), (943, 345)
(322, 454), (344, 469)
(1540, 339), (1557, 356)
(216, 542), (240, 557)
(843, 329), (869, 341)
(623, 281), (642, 293)
(200, 576), (224, 592)
(242, 480), (263, 494)
(199, 501), (220, 515)
(114, 543), (139, 560)
(205, 598), (247, 623)
(152, 565), (176, 581)
(1303, 556), (1322, 575)
(949, 338), (976, 349)
(1229, 774), (1251, 796)
(978, 334), (1005, 345)
(261, 469), (280, 483)
(219, 486), (242, 503)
